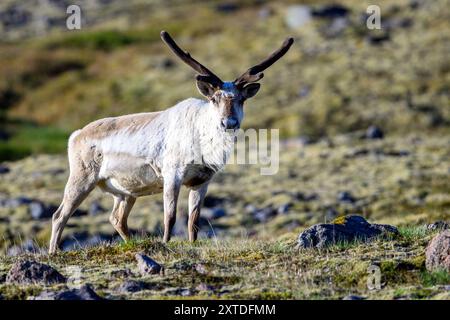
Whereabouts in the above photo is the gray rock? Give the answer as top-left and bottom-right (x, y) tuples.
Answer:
(117, 280), (147, 293)
(366, 125), (384, 139)
(312, 4), (349, 19)
(343, 295), (366, 300)
(135, 253), (162, 275)
(6, 260), (66, 285)
(88, 201), (107, 216)
(337, 191), (356, 203)
(285, 5), (312, 30)
(297, 215), (399, 248)
(0, 165), (10, 174)
(277, 203), (292, 214)
(202, 207), (226, 220)
(32, 284), (102, 300)
(427, 221), (449, 231)
(196, 283), (214, 292)
(253, 206), (278, 223)
(425, 230), (450, 272)
(258, 7), (273, 20)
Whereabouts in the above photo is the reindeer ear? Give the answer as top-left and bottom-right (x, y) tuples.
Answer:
(196, 80), (217, 98)
(241, 83), (261, 99)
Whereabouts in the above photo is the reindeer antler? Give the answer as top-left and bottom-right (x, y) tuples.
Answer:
(160, 31), (223, 88)
(234, 37), (294, 88)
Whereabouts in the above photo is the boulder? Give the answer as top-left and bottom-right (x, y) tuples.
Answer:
(297, 215), (398, 249)
(427, 221), (449, 231)
(202, 207), (226, 220)
(135, 253), (162, 275)
(425, 230), (450, 272)
(32, 284), (102, 300)
(6, 260), (66, 285)
(0, 165), (10, 174)
(117, 280), (148, 293)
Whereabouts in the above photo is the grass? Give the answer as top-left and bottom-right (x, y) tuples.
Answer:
(0, 231), (448, 300)
(0, 124), (69, 161)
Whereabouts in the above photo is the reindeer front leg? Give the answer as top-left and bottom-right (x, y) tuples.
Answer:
(188, 183), (208, 242)
(163, 176), (181, 243)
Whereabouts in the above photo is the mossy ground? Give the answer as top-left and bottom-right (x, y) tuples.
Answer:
(0, 227), (448, 300)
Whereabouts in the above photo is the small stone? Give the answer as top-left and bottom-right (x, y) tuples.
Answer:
(180, 288), (192, 296)
(343, 295), (366, 300)
(110, 268), (134, 278)
(196, 283), (214, 291)
(427, 221), (449, 231)
(366, 125), (384, 139)
(32, 284), (102, 300)
(337, 191), (356, 203)
(253, 206), (278, 223)
(88, 201), (107, 216)
(312, 4), (349, 19)
(194, 263), (208, 275)
(0, 165), (10, 174)
(6, 260), (66, 285)
(202, 207), (226, 220)
(117, 280), (147, 293)
(425, 230), (450, 272)
(135, 253), (162, 275)
(277, 203), (292, 214)
(258, 7), (273, 20)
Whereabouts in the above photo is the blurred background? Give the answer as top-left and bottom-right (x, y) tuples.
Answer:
(0, 0), (448, 254)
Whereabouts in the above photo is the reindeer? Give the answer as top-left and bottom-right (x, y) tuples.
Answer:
(48, 31), (293, 254)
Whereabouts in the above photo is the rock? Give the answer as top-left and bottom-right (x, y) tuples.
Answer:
(88, 201), (107, 216)
(285, 5), (312, 30)
(253, 206), (278, 223)
(258, 7), (273, 20)
(180, 288), (193, 296)
(32, 284), (103, 300)
(366, 125), (384, 139)
(343, 295), (366, 300)
(323, 17), (348, 38)
(312, 4), (349, 19)
(293, 192), (318, 202)
(6, 260), (66, 285)
(203, 195), (225, 208)
(196, 283), (214, 292)
(117, 280), (147, 293)
(298, 86), (310, 98)
(194, 263), (208, 275)
(277, 203), (292, 214)
(366, 32), (390, 45)
(427, 221), (449, 231)
(202, 207), (226, 220)
(135, 253), (162, 275)
(337, 191), (356, 204)
(0, 5), (31, 29)
(110, 268), (134, 278)
(297, 215), (399, 249)
(425, 230), (450, 272)
(0, 165), (10, 174)
(215, 3), (239, 14)
(28, 201), (49, 219)
(0, 273), (6, 283)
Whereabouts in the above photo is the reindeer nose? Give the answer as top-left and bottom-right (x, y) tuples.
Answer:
(222, 118), (239, 130)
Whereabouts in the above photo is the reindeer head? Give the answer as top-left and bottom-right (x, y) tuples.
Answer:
(160, 31), (294, 130)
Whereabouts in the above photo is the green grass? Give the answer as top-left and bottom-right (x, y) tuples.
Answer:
(0, 124), (69, 161)
(0, 233), (448, 300)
